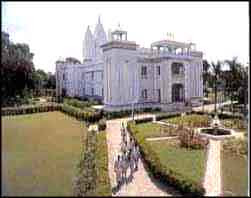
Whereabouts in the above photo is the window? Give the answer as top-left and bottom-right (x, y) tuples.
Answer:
(141, 66), (147, 79)
(102, 88), (104, 96)
(141, 89), (147, 99)
(63, 73), (65, 80)
(82, 72), (85, 80)
(157, 89), (161, 102)
(91, 71), (94, 80)
(101, 72), (103, 80)
(92, 88), (94, 96)
(171, 62), (184, 75)
(83, 88), (85, 95)
(157, 65), (160, 75)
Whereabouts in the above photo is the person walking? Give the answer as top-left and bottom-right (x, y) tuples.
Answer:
(121, 140), (128, 154)
(114, 155), (122, 188)
(133, 145), (140, 171)
(128, 149), (134, 181)
(121, 150), (128, 184)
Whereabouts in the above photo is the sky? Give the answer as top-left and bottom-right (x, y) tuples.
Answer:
(2, 1), (249, 73)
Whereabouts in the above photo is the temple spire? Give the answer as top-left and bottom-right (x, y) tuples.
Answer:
(98, 15), (101, 24)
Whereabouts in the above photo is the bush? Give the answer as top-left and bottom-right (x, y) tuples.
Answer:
(155, 113), (181, 121)
(61, 104), (102, 123)
(177, 126), (209, 150)
(222, 137), (248, 157)
(127, 121), (205, 196)
(98, 119), (106, 131)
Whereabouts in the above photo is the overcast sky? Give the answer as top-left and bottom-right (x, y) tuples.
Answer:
(2, 1), (249, 73)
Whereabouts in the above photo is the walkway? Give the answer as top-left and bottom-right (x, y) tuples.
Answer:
(203, 139), (222, 196)
(106, 114), (179, 196)
(192, 100), (237, 113)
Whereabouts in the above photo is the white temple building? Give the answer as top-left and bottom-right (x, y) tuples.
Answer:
(56, 17), (203, 111)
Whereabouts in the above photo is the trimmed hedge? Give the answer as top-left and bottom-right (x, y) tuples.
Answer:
(2, 103), (103, 124)
(104, 107), (161, 120)
(1, 103), (62, 116)
(61, 104), (102, 123)
(127, 121), (205, 196)
(73, 129), (111, 196)
(155, 112), (181, 121)
(74, 128), (97, 196)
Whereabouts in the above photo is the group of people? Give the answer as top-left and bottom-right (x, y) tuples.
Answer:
(114, 122), (140, 189)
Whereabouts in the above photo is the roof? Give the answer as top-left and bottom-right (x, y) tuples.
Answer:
(151, 40), (194, 49)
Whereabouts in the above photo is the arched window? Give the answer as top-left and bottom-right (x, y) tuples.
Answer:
(172, 83), (185, 102)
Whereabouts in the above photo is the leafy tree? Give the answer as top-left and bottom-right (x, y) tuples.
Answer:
(1, 31), (35, 106)
(224, 57), (243, 112)
(65, 57), (81, 64)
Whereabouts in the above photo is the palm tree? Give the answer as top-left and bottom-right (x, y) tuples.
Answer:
(224, 57), (242, 113)
(211, 61), (222, 115)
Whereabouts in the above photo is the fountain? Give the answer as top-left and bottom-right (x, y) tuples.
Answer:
(197, 114), (234, 140)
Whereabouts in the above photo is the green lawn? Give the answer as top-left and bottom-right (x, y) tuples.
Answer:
(221, 153), (248, 196)
(148, 140), (206, 185)
(133, 122), (176, 139)
(2, 111), (86, 196)
(162, 114), (210, 128)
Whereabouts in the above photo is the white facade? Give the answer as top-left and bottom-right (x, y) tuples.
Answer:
(56, 17), (203, 111)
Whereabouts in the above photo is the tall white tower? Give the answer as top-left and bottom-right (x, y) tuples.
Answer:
(83, 25), (95, 62)
(93, 16), (107, 62)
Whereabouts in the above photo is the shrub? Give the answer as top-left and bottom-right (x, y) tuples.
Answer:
(98, 119), (106, 131)
(155, 113), (181, 121)
(178, 127), (209, 150)
(222, 137), (248, 157)
(127, 121), (206, 196)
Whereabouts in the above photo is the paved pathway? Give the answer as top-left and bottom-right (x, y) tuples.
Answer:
(146, 136), (178, 141)
(192, 100), (237, 113)
(203, 139), (222, 196)
(106, 114), (179, 196)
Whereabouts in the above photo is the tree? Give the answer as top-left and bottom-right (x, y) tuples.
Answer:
(211, 61), (222, 115)
(202, 60), (211, 97)
(224, 57), (243, 113)
(46, 73), (56, 89)
(65, 57), (81, 64)
(1, 31), (35, 106)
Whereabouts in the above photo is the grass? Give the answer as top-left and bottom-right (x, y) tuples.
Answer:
(148, 140), (206, 185)
(2, 111), (86, 196)
(162, 114), (210, 128)
(94, 131), (112, 196)
(221, 153), (248, 196)
(133, 122), (176, 139)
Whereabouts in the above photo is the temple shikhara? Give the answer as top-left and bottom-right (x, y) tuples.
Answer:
(56, 17), (203, 111)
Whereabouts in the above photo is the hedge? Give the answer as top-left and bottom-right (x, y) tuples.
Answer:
(127, 121), (205, 196)
(74, 128), (97, 196)
(2, 103), (103, 124)
(155, 112), (181, 121)
(1, 103), (62, 116)
(61, 104), (102, 123)
(73, 130), (111, 196)
(103, 107), (162, 120)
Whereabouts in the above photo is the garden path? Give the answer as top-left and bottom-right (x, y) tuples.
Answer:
(106, 114), (179, 196)
(203, 139), (222, 196)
